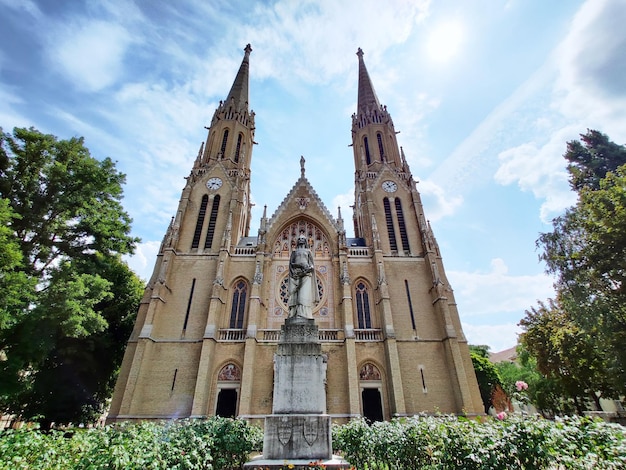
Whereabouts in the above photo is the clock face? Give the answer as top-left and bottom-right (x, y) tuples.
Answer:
(206, 177), (222, 190)
(382, 180), (398, 193)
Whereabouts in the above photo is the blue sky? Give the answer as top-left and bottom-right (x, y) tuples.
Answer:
(2, 0), (626, 352)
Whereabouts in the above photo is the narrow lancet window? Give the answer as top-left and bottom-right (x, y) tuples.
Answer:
(191, 195), (209, 249)
(383, 197), (398, 252)
(395, 198), (410, 253)
(204, 195), (220, 249)
(229, 280), (247, 329)
(234, 133), (243, 162)
(364, 136), (371, 165)
(377, 133), (384, 160)
(355, 281), (372, 329)
(220, 129), (229, 156)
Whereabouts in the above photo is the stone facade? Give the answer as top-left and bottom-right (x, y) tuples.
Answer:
(107, 44), (484, 425)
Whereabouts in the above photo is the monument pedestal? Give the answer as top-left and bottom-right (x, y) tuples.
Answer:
(245, 317), (350, 469)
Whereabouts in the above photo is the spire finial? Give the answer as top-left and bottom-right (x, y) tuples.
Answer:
(300, 155), (305, 177)
(224, 44), (252, 112)
(356, 47), (381, 114)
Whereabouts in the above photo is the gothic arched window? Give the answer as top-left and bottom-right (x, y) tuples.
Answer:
(377, 133), (384, 160)
(204, 195), (220, 249)
(234, 133), (243, 162)
(191, 195), (208, 249)
(229, 280), (248, 329)
(383, 197), (398, 252)
(364, 136), (371, 165)
(395, 198), (410, 253)
(220, 129), (229, 156)
(355, 281), (372, 329)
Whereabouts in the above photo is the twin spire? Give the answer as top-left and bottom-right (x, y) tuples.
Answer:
(222, 44), (380, 117)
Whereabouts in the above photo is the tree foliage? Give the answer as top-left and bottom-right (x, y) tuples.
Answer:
(521, 130), (626, 412)
(0, 127), (142, 426)
(469, 345), (503, 413)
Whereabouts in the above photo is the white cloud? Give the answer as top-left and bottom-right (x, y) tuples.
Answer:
(449, 258), (554, 318)
(332, 189), (354, 225)
(124, 240), (161, 282)
(417, 179), (463, 221)
(494, 126), (578, 222)
(0, 0), (42, 19)
(47, 20), (133, 92)
(462, 322), (521, 352)
(244, 0), (431, 84)
(553, 0), (626, 142)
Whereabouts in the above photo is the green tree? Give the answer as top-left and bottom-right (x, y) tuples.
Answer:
(494, 345), (566, 417)
(519, 300), (613, 414)
(0, 199), (35, 331)
(524, 130), (626, 411)
(469, 345), (503, 413)
(564, 129), (626, 191)
(0, 127), (142, 426)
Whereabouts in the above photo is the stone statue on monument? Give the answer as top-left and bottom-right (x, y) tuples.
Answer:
(288, 233), (319, 319)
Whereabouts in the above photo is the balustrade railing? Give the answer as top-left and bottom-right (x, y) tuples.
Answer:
(218, 329), (246, 341)
(354, 329), (382, 341)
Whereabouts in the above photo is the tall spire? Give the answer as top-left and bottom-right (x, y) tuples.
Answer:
(225, 44), (252, 112)
(356, 48), (381, 114)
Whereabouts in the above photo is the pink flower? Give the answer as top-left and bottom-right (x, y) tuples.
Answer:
(515, 380), (528, 391)
(496, 411), (507, 420)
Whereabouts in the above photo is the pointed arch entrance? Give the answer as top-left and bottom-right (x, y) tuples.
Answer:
(359, 362), (384, 422)
(215, 363), (241, 418)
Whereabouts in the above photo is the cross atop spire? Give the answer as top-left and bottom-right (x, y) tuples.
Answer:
(225, 44), (252, 112)
(356, 48), (382, 115)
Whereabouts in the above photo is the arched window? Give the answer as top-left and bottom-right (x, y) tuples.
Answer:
(229, 280), (248, 329)
(220, 129), (229, 156)
(377, 133), (384, 160)
(204, 195), (220, 249)
(234, 133), (243, 162)
(364, 136), (371, 165)
(395, 198), (410, 253)
(191, 195), (208, 249)
(355, 281), (372, 329)
(383, 197), (398, 252)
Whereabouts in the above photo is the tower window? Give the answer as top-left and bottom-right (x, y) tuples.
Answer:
(204, 195), (221, 249)
(234, 134), (243, 163)
(377, 133), (384, 160)
(229, 280), (247, 329)
(395, 198), (410, 253)
(191, 195), (209, 249)
(220, 129), (229, 156)
(383, 198), (398, 252)
(355, 281), (372, 329)
(364, 136), (371, 165)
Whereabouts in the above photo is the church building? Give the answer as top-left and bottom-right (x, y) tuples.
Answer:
(107, 45), (483, 424)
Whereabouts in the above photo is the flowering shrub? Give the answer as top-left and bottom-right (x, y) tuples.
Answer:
(0, 417), (262, 470)
(332, 414), (626, 469)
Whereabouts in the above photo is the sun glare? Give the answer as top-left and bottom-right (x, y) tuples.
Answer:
(426, 21), (464, 62)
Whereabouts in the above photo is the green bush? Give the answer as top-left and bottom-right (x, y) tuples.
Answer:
(0, 417), (262, 470)
(2, 414), (624, 469)
(332, 414), (626, 469)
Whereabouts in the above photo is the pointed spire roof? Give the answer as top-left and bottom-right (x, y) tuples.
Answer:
(225, 44), (252, 111)
(356, 48), (381, 114)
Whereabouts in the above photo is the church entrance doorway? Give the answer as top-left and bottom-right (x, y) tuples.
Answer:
(362, 388), (383, 422)
(215, 388), (238, 417)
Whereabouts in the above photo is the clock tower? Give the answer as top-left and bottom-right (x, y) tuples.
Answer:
(108, 45), (483, 424)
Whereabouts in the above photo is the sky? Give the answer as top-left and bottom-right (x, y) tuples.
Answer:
(2, 0), (626, 352)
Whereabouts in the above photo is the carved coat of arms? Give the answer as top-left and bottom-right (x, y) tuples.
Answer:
(302, 417), (318, 446)
(277, 417), (292, 446)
